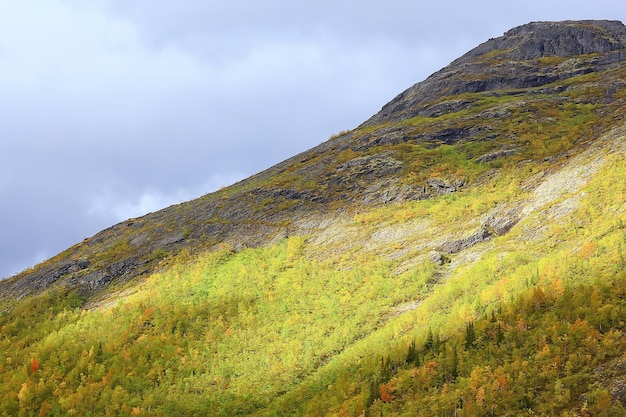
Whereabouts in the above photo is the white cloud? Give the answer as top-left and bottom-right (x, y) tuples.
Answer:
(85, 172), (246, 222)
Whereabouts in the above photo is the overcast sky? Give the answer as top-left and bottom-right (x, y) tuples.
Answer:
(1, 1), (624, 279)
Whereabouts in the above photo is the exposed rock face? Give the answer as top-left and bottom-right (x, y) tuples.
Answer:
(365, 20), (626, 126)
(439, 227), (493, 254)
(332, 152), (404, 186)
(428, 250), (444, 266)
(426, 178), (462, 195)
(482, 206), (522, 236)
(459, 20), (626, 62)
(0, 259), (90, 300)
(361, 179), (426, 204)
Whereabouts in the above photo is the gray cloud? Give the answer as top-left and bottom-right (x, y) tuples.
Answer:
(1, 0), (625, 278)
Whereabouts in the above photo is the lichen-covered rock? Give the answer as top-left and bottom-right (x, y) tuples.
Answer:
(428, 251), (444, 266)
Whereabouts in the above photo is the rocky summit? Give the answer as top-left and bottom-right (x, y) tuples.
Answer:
(1, 20), (626, 416)
(366, 20), (626, 124)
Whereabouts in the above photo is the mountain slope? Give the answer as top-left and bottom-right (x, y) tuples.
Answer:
(1, 20), (626, 416)
(2, 19), (626, 303)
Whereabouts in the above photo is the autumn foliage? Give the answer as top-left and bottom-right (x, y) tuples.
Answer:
(379, 382), (396, 403)
(29, 358), (39, 373)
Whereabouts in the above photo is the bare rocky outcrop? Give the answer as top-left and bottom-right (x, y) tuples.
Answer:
(428, 251), (444, 266)
(331, 152), (404, 186)
(439, 227), (493, 254)
(457, 20), (626, 62)
(426, 178), (464, 195)
(0, 259), (90, 300)
(476, 149), (518, 163)
(482, 206), (522, 236)
(364, 20), (626, 126)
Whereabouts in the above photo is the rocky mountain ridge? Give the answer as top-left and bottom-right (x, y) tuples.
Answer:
(365, 20), (626, 125)
(2, 19), (626, 305)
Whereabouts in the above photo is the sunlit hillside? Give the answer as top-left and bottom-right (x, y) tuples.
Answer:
(1, 20), (626, 416)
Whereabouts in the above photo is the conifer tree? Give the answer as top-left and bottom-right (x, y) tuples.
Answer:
(465, 322), (476, 349)
(424, 327), (434, 351)
(406, 340), (417, 365)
